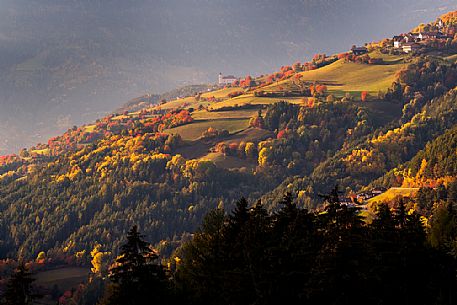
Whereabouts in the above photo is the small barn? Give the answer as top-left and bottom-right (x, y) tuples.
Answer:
(351, 46), (368, 56)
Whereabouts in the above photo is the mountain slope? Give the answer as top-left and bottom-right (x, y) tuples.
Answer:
(2, 11), (457, 261)
(1, 0), (456, 154)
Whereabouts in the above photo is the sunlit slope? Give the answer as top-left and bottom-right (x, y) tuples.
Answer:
(163, 118), (250, 141)
(262, 58), (405, 97)
(367, 187), (419, 204)
(137, 52), (407, 150)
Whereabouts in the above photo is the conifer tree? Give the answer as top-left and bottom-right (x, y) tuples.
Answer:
(101, 225), (168, 305)
(1, 264), (41, 305)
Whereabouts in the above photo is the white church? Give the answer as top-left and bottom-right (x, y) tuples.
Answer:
(218, 73), (237, 85)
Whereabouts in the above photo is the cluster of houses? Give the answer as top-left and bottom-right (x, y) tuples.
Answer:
(392, 18), (453, 53)
(339, 187), (387, 206)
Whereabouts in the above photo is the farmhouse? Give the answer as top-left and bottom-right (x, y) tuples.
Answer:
(351, 46), (368, 56)
(393, 36), (403, 48)
(418, 31), (440, 40)
(438, 18), (444, 28)
(218, 73), (237, 85)
(402, 42), (420, 53)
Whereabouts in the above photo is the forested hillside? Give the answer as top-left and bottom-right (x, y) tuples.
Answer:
(3, 11), (457, 258)
(2, 11), (457, 304)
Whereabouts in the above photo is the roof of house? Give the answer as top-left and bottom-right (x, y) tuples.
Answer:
(222, 75), (236, 79)
(420, 31), (440, 36)
(403, 42), (420, 47)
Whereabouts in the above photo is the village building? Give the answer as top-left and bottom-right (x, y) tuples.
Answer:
(418, 32), (435, 40)
(438, 18), (444, 28)
(218, 73), (237, 85)
(402, 42), (420, 53)
(437, 32), (452, 39)
(393, 36), (403, 48)
(351, 46), (368, 56)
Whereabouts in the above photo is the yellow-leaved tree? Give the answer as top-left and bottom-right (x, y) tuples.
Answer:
(90, 243), (111, 275)
(36, 251), (46, 264)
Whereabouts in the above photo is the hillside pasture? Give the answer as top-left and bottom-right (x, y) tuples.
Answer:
(220, 127), (274, 144)
(367, 187), (419, 204)
(164, 118), (250, 141)
(262, 59), (404, 98)
(83, 124), (96, 132)
(200, 86), (244, 98)
(35, 267), (89, 291)
(199, 152), (256, 170)
(191, 109), (257, 120)
(368, 49), (406, 64)
(210, 94), (303, 110)
(30, 148), (50, 155)
(170, 127), (272, 161)
(154, 96), (209, 111)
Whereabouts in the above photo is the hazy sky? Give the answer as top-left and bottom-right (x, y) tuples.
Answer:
(0, 0), (456, 153)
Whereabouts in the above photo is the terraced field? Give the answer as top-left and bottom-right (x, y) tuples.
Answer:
(199, 152), (256, 169)
(210, 95), (303, 110)
(201, 86), (244, 98)
(191, 109), (257, 120)
(164, 118), (250, 141)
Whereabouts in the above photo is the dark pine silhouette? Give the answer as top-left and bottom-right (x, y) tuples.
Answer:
(1, 264), (41, 305)
(173, 188), (457, 305)
(99, 225), (170, 305)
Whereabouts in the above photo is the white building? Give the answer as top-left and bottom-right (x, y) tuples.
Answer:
(393, 36), (403, 48)
(218, 73), (237, 85)
(402, 43), (420, 53)
(438, 18), (444, 28)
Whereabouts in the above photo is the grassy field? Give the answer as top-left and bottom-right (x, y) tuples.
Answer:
(368, 49), (406, 64)
(262, 59), (405, 97)
(446, 53), (457, 63)
(156, 87), (245, 111)
(201, 87), (244, 98)
(367, 187), (419, 204)
(191, 109), (257, 120)
(220, 127), (274, 144)
(155, 96), (208, 110)
(210, 94), (303, 110)
(30, 148), (50, 155)
(199, 152), (255, 169)
(35, 267), (89, 291)
(83, 124), (96, 132)
(173, 127), (273, 160)
(147, 53), (405, 117)
(164, 118), (250, 141)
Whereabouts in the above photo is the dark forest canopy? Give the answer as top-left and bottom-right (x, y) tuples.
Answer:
(4, 191), (456, 305)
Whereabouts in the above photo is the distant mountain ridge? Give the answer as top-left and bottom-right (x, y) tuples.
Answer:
(115, 84), (215, 113)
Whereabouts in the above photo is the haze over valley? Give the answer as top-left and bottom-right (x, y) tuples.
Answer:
(1, 0), (456, 153)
